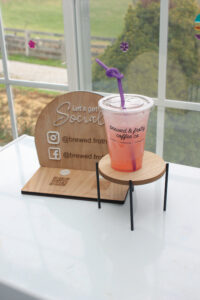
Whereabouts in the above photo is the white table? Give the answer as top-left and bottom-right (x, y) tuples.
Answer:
(0, 135), (200, 300)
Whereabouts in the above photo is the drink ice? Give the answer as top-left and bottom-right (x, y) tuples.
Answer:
(99, 94), (154, 172)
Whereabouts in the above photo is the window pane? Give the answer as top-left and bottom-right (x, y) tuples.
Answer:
(91, 0), (160, 98)
(166, 0), (200, 102)
(0, 47), (3, 78)
(12, 87), (62, 138)
(0, 85), (13, 145)
(164, 108), (200, 168)
(1, 0), (67, 85)
(145, 106), (157, 153)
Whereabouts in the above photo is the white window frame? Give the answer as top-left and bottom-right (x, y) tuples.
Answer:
(1, 0), (200, 158)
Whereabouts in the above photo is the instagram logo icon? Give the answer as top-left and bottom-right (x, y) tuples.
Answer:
(47, 131), (60, 144)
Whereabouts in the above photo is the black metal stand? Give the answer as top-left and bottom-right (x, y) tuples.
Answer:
(96, 162), (169, 231)
(129, 181), (134, 231)
(163, 163), (169, 211)
(96, 162), (101, 209)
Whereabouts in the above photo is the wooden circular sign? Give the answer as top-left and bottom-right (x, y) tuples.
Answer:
(35, 91), (108, 171)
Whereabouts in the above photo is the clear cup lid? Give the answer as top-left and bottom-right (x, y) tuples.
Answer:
(98, 94), (154, 113)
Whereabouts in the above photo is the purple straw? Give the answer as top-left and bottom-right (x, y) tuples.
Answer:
(96, 58), (125, 109)
(131, 149), (136, 171)
(96, 58), (136, 171)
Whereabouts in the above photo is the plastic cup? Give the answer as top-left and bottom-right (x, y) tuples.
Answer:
(98, 94), (154, 172)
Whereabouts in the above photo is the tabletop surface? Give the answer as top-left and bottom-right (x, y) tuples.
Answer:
(0, 135), (200, 300)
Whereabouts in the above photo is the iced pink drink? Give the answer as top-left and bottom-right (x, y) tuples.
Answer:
(99, 94), (154, 172)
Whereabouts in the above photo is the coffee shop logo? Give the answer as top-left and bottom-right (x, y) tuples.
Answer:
(53, 101), (104, 127)
(110, 125), (145, 141)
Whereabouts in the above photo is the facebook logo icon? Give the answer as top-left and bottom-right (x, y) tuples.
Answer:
(48, 147), (61, 160)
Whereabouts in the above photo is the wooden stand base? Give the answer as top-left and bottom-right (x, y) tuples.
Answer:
(22, 167), (128, 203)
(99, 151), (166, 185)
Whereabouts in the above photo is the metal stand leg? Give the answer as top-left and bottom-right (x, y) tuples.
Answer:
(129, 181), (134, 231)
(96, 162), (101, 209)
(163, 163), (169, 211)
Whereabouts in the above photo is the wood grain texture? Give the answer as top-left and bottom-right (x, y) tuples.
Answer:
(35, 91), (108, 171)
(99, 151), (166, 185)
(22, 167), (128, 202)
